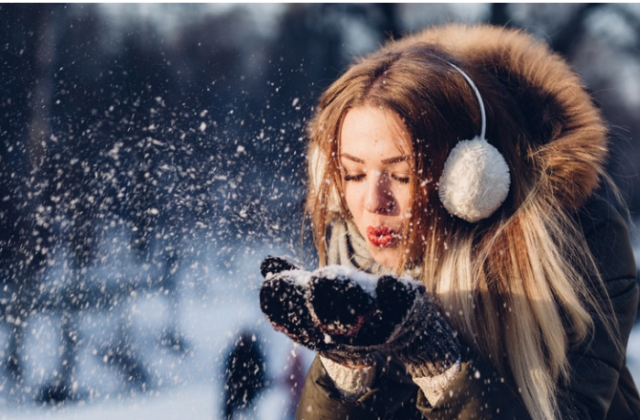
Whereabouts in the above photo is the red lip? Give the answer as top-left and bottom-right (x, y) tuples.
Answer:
(366, 226), (397, 247)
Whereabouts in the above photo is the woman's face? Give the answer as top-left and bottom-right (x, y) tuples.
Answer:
(339, 106), (414, 268)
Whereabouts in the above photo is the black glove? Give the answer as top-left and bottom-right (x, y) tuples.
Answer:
(260, 256), (460, 376)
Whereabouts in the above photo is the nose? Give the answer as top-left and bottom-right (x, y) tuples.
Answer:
(364, 172), (396, 214)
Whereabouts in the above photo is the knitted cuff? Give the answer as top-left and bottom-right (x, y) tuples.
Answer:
(404, 353), (459, 378)
(397, 302), (461, 378)
(412, 360), (461, 406)
(320, 348), (375, 368)
(320, 356), (376, 399)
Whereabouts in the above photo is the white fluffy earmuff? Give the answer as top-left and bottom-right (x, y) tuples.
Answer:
(438, 64), (510, 223)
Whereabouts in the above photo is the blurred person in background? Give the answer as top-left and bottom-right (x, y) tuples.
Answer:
(222, 331), (266, 419)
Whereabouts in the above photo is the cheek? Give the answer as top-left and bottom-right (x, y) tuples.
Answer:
(396, 186), (413, 217)
(342, 183), (360, 213)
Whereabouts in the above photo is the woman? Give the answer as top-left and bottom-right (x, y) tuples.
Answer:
(259, 23), (640, 420)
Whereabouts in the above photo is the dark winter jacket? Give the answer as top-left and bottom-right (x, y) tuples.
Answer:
(294, 196), (640, 420)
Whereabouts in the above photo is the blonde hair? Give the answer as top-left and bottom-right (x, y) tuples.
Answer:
(305, 24), (620, 420)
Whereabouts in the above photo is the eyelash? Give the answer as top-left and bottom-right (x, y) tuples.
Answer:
(392, 175), (410, 184)
(343, 174), (365, 182)
(343, 173), (410, 184)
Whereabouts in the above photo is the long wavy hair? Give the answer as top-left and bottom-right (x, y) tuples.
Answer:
(305, 24), (620, 420)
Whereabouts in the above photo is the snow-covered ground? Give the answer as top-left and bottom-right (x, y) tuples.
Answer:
(0, 283), (315, 420)
(1, 378), (302, 420)
(0, 229), (316, 420)
(0, 381), (302, 420)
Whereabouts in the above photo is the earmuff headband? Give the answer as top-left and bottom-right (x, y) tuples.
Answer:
(438, 62), (511, 223)
(448, 63), (486, 140)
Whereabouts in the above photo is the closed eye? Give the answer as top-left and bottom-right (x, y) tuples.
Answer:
(391, 174), (410, 184)
(343, 173), (365, 182)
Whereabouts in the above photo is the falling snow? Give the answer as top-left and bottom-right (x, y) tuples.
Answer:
(2, 3), (640, 420)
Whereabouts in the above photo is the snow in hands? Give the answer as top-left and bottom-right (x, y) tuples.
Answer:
(258, 256), (461, 375)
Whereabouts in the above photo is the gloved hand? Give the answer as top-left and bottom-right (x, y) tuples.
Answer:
(259, 256), (461, 377)
(259, 256), (375, 367)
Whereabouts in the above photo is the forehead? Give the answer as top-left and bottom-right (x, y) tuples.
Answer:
(339, 106), (411, 157)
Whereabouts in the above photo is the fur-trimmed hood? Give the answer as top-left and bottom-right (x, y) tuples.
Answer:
(383, 24), (608, 212)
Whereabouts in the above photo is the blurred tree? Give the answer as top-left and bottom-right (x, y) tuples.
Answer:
(0, 3), (61, 389)
(489, 3), (512, 27)
(376, 3), (402, 40)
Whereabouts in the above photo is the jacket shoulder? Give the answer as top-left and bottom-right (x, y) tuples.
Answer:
(578, 196), (637, 284)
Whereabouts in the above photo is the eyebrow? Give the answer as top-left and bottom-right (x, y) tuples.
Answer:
(340, 154), (364, 163)
(382, 155), (410, 164)
(340, 153), (409, 165)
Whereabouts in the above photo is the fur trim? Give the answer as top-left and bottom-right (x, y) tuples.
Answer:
(389, 24), (608, 211)
(439, 137), (511, 222)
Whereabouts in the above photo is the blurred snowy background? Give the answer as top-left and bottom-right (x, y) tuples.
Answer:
(1, 4), (640, 420)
